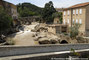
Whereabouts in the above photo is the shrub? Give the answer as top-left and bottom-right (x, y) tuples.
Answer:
(70, 24), (81, 38)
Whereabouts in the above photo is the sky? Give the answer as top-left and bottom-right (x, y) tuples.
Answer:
(4, 0), (89, 8)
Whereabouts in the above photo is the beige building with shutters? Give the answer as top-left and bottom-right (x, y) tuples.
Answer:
(63, 2), (89, 36)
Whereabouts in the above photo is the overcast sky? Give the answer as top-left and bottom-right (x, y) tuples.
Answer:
(4, 0), (89, 8)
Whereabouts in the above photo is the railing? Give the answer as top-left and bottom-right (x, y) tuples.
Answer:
(0, 44), (89, 57)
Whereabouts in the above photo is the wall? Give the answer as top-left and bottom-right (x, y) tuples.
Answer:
(63, 9), (72, 27)
(86, 5), (89, 37)
(63, 6), (87, 36)
(72, 7), (86, 33)
(0, 44), (89, 57)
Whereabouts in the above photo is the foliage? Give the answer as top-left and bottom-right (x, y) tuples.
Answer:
(42, 1), (56, 23)
(52, 12), (63, 24)
(70, 24), (81, 38)
(58, 12), (63, 24)
(0, 6), (13, 35)
(17, 3), (42, 17)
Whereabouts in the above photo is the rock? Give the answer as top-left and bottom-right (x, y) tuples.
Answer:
(0, 38), (6, 43)
(76, 36), (86, 43)
(50, 39), (58, 44)
(38, 37), (50, 44)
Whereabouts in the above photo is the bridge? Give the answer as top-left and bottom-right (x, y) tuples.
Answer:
(0, 44), (89, 60)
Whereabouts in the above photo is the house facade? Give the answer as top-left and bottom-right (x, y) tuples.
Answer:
(63, 2), (89, 36)
(47, 24), (68, 34)
(56, 8), (64, 12)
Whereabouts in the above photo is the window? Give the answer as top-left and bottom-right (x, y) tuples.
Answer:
(64, 19), (65, 24)
(67, 19), (69, 24)
(76, 19), (78, 23)
(73, 19), (75, 23)
(79, 9), (82, 14)
(73, 10), (75, 14)
(64, 11), (66, 15)
(67, 10), (70, 15)
(79, 19), (82, 24)
(76, 9), (78, 14)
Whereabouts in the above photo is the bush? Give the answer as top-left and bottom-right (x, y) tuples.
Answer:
(70, 24), (81, 38)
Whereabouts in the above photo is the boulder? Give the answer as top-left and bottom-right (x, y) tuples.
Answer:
(38, 37), (50, 44)
(76, 36), (86, 43)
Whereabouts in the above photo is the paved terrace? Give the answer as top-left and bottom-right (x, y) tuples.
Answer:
(0, 44), (89, 57)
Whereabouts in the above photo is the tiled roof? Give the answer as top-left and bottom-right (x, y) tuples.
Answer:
(69, 2), (89, 8)
(64, 2), (89, 10)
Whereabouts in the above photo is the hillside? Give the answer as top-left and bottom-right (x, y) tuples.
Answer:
(17, 3), (43, 17)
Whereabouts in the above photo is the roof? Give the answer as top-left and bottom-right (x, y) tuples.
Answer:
(64, 2), (89, 10)
(70, 2), (89, 8)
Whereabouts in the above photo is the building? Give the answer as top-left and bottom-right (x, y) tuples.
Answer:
(63, 2), (89, 36)
(56, 8), (64, 12)
(54, 17), (60, 24)
(47, 24), (68, 34)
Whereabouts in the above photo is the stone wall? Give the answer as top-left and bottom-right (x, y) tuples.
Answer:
(0, 44), (89, 57)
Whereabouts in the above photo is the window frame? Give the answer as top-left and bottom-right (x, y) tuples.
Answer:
(64, 11), (66, 16)
(76, 19), (78, 23)
(67, 19), (69, 24)
(67, 10), (70, 15)
(79, 9), (82, 14)
(79, 19), (82, 24)
(76, 9), (78, 14)
(73, 10), (75, 14)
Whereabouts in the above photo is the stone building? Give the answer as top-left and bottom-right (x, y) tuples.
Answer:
(47, 24), (68, 34)
(54, 17), (60, 24)
(56, 8), (64, 12)
(63, 2), (89, 36)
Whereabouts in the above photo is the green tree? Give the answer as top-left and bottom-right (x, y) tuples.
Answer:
(19, 7), (37, 17)
(17, 3), (42, 17)
(58, 12), (63, 24)
(42, 1), (56, 23)
(0, 6), (13, 35)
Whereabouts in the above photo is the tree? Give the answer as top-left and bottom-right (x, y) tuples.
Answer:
(42, 1), (56, 23)
(19, 7), (37, 17)
(17, 3), (42, 17)
(59, 12), (63, 24)
(0, 6), (13, 35)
